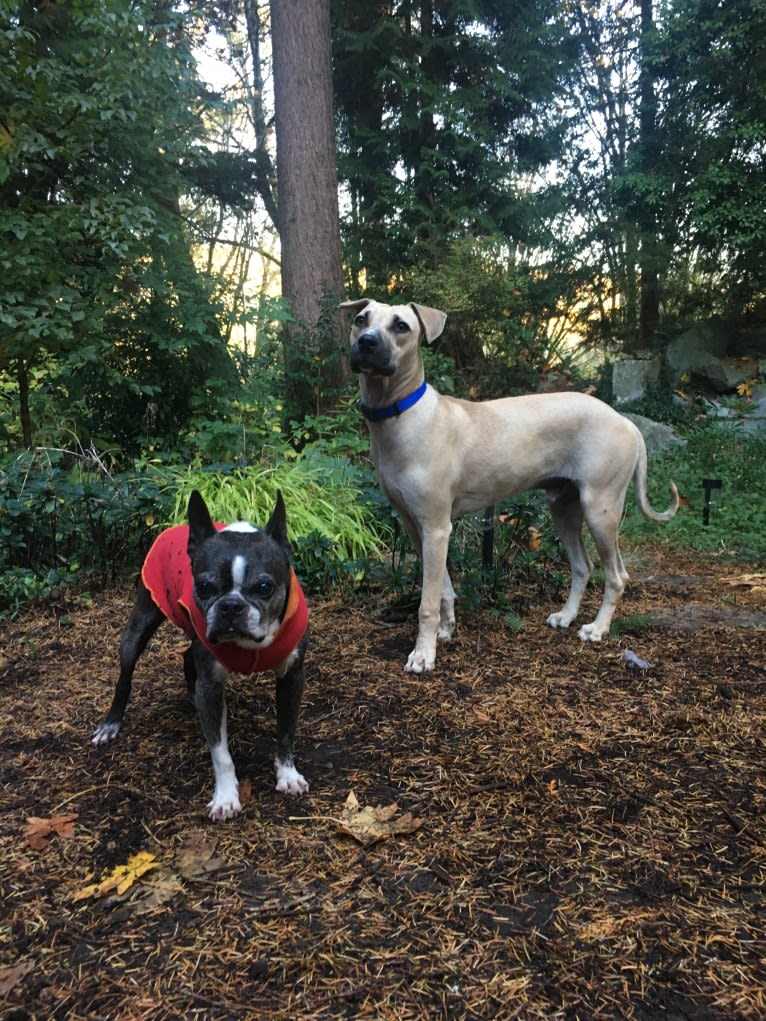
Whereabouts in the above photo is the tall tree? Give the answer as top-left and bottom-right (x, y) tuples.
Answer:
(270, 0), (347, 419)
(637, 0), (661, 344)
(659, 0), (766, 319)
(0, 0), (235, 452)
(333, 0), (574, 288)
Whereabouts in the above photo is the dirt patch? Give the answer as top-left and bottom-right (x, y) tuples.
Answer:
(1, 548), (765, 1020)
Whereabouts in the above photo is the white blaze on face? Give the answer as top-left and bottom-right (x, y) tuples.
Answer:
(231, 555), (248, 591)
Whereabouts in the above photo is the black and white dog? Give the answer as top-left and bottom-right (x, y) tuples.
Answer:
(92, 490), (310, 821)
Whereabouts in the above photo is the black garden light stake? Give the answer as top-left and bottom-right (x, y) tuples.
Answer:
(482, 505), (495, 575)
(702, 478), (722, 525)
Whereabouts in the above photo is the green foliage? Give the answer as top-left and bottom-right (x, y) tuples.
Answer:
(333, 0), (574, 286)
(0, 448), (170, 617)
(159, 455), (394, 593)
(660, 0), (766, 314)
(622, 420), (766, 559)
(0, 0), (236, 453)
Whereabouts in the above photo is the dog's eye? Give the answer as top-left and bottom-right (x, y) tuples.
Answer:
(393, 319), (410, 333)
(195, 578), (217, 599)
(251, 579), (275, 599)
(354, 313), (367, 326)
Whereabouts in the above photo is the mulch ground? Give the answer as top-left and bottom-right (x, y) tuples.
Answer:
(1, 546), (765, 1021)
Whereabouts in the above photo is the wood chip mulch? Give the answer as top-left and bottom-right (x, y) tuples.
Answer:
(1, 547), (765, 1020)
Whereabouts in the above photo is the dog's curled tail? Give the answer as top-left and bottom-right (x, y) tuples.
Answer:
(633, 432), (680, 523)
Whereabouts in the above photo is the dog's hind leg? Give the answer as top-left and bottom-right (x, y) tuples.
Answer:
(437, 569), (456, 641)
(577, 493), (630, 642)
(92, 582), (165, 745)
(546, 484), (593, 631)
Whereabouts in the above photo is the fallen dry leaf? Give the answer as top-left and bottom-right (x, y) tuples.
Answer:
(73, 851), (159, 902)
(238, 776), (252, 808)
(337, 791), (423, 847)
(175, 829), (225, 880)
(108, 867), (185, 920)
(725, 573), (766, 592)
(0, 959), (35, 997)
(23, 813), (78, 851)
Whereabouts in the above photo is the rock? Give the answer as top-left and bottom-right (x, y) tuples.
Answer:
(732, 327), (766, 358)
(666, 318), (731, 379)
(695, 355), (756, 393)
(612, 358), (660, 404)
(621, 413), (686, 452)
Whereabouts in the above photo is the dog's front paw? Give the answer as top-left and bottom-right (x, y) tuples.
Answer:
(207, 784), (241, 821)
(275, 762), (309, 796)
(91, 721), (122, 745)
(547, 611), (574, 630)
(577, 622), (606, 642)
(405, 647), (435, 673)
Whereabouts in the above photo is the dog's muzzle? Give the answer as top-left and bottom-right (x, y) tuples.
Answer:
(350, 330), (395, 376)
(207, 595), (265, 645)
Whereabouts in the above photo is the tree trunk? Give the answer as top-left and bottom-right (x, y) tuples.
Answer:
(270, 0), (348, 419)
(637, 0), (660, 348)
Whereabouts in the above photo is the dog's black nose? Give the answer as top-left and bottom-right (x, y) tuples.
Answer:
(357, 330), (380, 352)
(217, 594), (247, 618)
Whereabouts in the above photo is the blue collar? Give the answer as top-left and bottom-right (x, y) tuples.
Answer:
(357, 380), (428, 422)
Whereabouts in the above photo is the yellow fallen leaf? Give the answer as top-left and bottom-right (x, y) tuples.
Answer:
(337, 791), (422, 847)
(73, 851), (159, 902)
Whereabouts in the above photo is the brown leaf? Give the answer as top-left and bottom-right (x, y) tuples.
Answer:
(175, 829), (225, 880)
(110, 868), (184, 920)
(337, 791), (423, 847)
(23, 813), (78, 851)
(725, 573), (766, 592)
(238, 776), (252, 808)
(0, 959), (35, 997)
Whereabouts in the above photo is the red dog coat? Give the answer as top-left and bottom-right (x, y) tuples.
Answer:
(141, 523), (309, 674)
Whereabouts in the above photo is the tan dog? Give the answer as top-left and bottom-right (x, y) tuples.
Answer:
(340, 298), (679, 673)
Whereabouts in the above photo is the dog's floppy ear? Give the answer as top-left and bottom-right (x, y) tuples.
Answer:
(187, 489), (217, 556)
(265, 489), (290, 549)
(410, 303), (447, 344)
(338, 298), (371, 314)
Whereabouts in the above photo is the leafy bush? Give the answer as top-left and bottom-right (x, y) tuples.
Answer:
(147, 454), (394, 594)
(0, 441), (393, 615)
(622, 419), (766, 559)
(0, 448), (170, 616)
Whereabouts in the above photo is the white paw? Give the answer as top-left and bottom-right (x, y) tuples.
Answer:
(437, 622), (454, 641)
(91, 722), (121, 745)
(207, 783), (241, 821)
(405, 647), (435, 673)
(275, 762), (309, 796)
(578, 622), (606, 642)
(547, 611), (574, 629)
